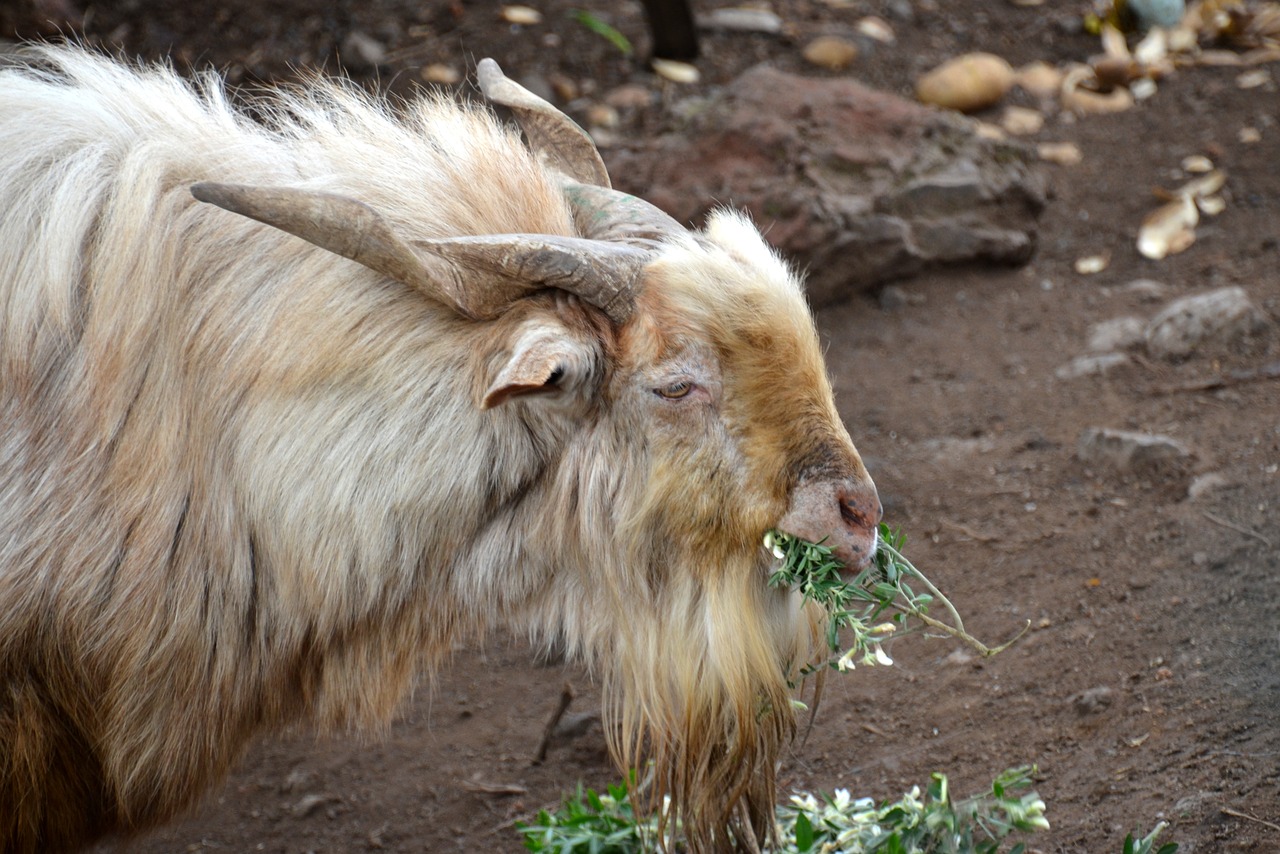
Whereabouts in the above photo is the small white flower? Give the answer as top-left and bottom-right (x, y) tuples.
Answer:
(836, 647), (858, 671)
(871, 622), (897, 635)
(872, 644), (894, 667)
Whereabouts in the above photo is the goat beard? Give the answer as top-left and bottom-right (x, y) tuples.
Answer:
(599, 555), (827, 853)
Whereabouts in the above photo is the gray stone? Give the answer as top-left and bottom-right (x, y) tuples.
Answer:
(604, 66), (1045, 305)
(1078, 427), (1194, 479)
(1144, 286), (1271, 360)
(1088, 316), (1146, 352)
(1056, 352), (1129, 379)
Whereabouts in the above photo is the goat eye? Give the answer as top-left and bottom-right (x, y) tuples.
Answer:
(655, 380), (693, 400)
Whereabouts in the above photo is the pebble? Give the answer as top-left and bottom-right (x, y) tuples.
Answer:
(1088, 317), (1146, 352)
(1144, 286), (1270, 360)
(803, 36), (859, 71)
(1077, 427), (1194, 476)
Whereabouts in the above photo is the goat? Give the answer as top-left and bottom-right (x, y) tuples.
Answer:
(0, 46), (881, 852)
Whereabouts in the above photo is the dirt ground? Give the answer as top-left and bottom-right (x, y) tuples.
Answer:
(7, 0), (1277, 851)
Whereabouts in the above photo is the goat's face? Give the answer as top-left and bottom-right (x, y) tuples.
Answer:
(476, 210), (881, 849)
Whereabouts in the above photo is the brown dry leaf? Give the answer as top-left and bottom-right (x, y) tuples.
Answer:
(1062, 66), (1135, 114)
(1138, 196), (1199, 260)
(1181, 155), (1214, 173)
(1101, 23), (1130, 59)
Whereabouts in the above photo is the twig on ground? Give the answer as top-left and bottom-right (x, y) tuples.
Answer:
(1202, 511), (1273, 548)
(1156, 360), (1280, 394)
(1221, 806), (1280, 833)
(533, 681), (576, 764)
(941, 519), (999, 542)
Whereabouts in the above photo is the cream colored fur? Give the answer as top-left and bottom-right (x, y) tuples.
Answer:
(0, 46), (875, 852)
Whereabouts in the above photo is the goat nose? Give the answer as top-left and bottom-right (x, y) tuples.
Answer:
(838, 485), (882, 533)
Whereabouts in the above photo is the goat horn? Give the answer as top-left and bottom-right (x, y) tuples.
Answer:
(476, 59), (684, 249)
(190, 182), (647, 323)
(476, 58), (611, 189)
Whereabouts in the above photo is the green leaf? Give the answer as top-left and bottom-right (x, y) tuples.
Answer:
(570, 10), (634, 55)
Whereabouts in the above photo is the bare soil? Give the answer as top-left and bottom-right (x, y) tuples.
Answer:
(7, 1), (1277, 851)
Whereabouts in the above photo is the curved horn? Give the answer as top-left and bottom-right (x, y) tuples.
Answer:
(476, 58), (685, 252)
(476, 58), (611, 189)
(190, 182), (648, 323)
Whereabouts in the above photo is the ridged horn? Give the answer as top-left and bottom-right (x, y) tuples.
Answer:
(476, 58), (611, 189)
(476, 58), (686, 249)
(190, 182), (648, 323)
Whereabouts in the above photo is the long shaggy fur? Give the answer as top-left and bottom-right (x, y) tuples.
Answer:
(0, 47), (866, 852)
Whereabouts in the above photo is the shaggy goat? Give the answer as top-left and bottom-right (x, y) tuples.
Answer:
(0, 46), (881, 852)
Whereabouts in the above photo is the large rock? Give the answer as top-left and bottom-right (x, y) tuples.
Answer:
(1144, 286), (1271, 361)
(603, 66), (1045, 304)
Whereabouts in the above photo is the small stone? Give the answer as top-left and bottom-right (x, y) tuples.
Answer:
(916, 52), (1015, 113)
(1144, 287), (1270, 360)
(420, 64), (461, 85)
(1037, 141), (1082, 166)
(1056, 352), (1128, 379)
(500, 5), (542, 25)
(651, 58), (700, 85)
(1239, 126), (1262, 144)
(340, 31), (386, 70)
(1088, 317), (1146, 352)
(1122, 279), (1169, 302)
(605, 83), (654, 110)
(1072, 686), (1114, 715)
(803, 37), (859, 71)
(548, 73), (579, 102)
(1187, 472), (1231, 500)
(1000, 105), (1044, 136)
(586, 103), (619, 130)
(1015, 61), (1063, 99)
(698, 7), (783, 33)
(1078, 427), (1194, 477)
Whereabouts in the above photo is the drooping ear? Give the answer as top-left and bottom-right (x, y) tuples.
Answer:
(482, 324), (596, 410)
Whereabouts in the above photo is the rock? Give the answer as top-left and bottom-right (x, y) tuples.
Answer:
(1077, 427), (1194, 479)
(1088, 317), (1146, 352)
(1188, 471), (1231, 500)
(1144, 287), (1271, 360)
(604, 66), (1045, 304)
(698, 7), (783, 34)
(1072, 686), (1114, 715)
(340, 31), (386, 71)
(1056, 352), (1128, 379)
(916, 53), (1015, 113)
(803, 36), (859, 71)
(1122, 278), (1170, 302)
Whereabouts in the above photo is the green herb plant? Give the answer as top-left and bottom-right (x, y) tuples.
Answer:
(766, 524), (1029, 677)
(570, 10), (634, 56)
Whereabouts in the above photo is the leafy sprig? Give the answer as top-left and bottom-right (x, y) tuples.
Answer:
(767, 523), (1029, 675)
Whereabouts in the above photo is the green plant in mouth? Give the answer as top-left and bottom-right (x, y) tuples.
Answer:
(766, 523), (1029, 676)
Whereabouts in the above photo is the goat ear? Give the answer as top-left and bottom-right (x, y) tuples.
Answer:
(482, 329), (588, 410)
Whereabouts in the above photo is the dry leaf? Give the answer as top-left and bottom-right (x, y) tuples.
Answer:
(1181, 155), (1214, 173)
(1061, 66), (1135, 114)
(1138, 196), (1199, 260)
